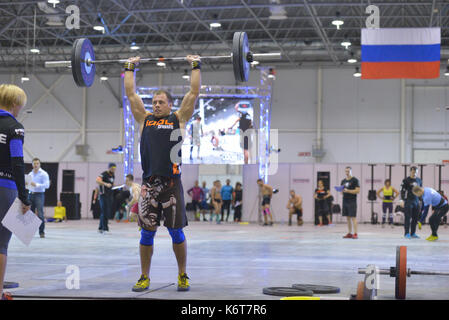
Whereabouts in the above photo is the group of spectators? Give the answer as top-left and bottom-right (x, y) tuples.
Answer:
(23, 160), (449, 242)
(187, 179), (243, 223)
(281, 166), (448, 241)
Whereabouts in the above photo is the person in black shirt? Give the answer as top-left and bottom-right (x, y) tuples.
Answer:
(398, 166), (422, 239)
(95, 163), (116, 233)
(233, 182), (243, 222)
(125, 55), (200, 292)
(0, 84), (30, 300)
(314, 180), (332, 226)
(339, 167), (360, 239)
(229, 109), (253, 164)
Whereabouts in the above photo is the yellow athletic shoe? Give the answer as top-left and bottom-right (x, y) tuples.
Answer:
(132, 275), (150, 292)
(177, 273), (190, 292)
(426, 235), (438, 242)
(418, 222), (422, 230)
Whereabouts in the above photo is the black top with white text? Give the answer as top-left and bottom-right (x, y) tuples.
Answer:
(341, 177), (360, 201)
(140, 112), (182, 179)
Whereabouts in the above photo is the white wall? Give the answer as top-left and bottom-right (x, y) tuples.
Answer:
(5, 65), (448, 164)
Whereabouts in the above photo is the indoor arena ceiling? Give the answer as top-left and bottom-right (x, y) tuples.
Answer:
(0, 0), (448, 72)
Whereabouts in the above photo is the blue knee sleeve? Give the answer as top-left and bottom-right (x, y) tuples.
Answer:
(167, 228), (185, 244)
(140, 229), (156, 246)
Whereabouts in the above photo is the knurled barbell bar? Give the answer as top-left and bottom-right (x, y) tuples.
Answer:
(358, 246), (449, 300)
(44, 31), (281, 87)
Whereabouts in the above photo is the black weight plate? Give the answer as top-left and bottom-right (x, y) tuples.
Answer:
(71, 38), (96, 87)
(292, 284), (340, 294)
(3, 281), (19, 289)
(71, 39), (81, 86)
(232, 32), (243, 82)
(239, 31), (250, 82)
(262, 287), (314, 297)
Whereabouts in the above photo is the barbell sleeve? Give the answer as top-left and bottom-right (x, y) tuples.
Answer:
(45, 61), (72, 68)
(359, 267), (449, 277)
(358, 268), (391, 275)
(252, 52), (282, 58)
(410, 270), (449, 276)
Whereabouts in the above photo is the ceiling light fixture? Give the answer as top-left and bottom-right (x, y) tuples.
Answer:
(47, 0), (60, 8)
(21, 72), (30, 83)
(130, 42), (140, 50)
(182, 69), (190, 80)
(209, 22), (221, 29)
(93, 16), (105, 33)
(347, 52), (357, 64)
(157, 57), (166, 68)
(269, 5), (287, 20)
(268, 68), (276, 79)
(332, 12), (344, 30)
(210, 14), (221, 29)
(100, 72), (108, 81)
(341, 35), (351, 49)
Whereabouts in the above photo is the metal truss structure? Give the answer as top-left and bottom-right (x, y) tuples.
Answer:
(0, 0), (448, 74)
(121, 73), (273, 178)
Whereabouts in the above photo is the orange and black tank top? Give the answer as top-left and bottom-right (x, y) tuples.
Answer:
(140, 113), (182, 179)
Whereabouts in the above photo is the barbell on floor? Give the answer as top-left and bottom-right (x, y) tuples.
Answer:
(358, 246), (449, 299)
(44, 31), (282, 87)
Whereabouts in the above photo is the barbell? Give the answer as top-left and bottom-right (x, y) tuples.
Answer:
(358, 246), (449, 299)
(44, 31), (282, 87)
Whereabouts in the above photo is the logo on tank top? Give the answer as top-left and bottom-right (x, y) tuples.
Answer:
(145, 119), (174, 130)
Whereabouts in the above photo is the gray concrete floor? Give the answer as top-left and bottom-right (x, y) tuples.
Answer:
(4, 219), (449, 300)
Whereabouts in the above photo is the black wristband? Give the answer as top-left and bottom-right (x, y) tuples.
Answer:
(124, 61), (136, 72)
(191, 60), (201, 70)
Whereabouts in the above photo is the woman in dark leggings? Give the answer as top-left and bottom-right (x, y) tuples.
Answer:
(0, 85), (31, 300)
(377, 179), (399, 227)
(233, 182), (243, 222)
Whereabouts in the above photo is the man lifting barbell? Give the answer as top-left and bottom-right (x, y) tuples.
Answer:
(412, 186), (448, 242)
(124, 55), (201, 293)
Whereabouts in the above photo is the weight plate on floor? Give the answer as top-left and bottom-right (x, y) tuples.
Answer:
(262, 287), (314, 297)
(3, 281), (19, 289)
(395, 245), (407, 300)
(292, 284), (340, 294)
(71, 38), (96, 87)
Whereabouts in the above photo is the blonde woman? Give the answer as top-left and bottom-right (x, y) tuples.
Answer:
(0, 84), (30, 300)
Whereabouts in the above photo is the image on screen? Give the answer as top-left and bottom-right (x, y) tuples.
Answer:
(183, 98), (254, 164)
(140, 97), (255, 165)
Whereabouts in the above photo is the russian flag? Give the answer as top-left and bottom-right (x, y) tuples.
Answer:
(361, 28), (441, 79)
